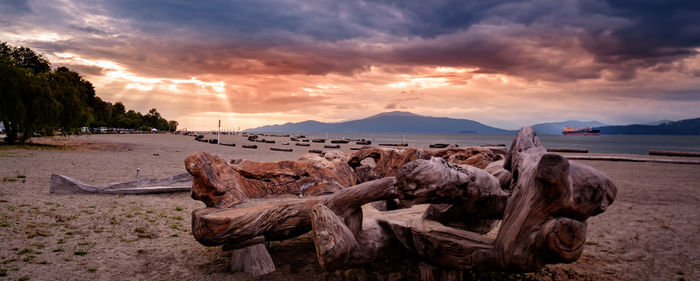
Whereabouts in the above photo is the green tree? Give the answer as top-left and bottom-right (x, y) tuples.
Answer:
(0, 43), (57, 144)
(167, 120), (179, 132)
(50, 67), (93, 135)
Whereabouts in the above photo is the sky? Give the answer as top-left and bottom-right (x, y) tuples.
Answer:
(1, 0), (699, 130)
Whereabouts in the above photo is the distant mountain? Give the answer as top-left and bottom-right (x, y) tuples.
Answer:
(247, 111), (511, 134)
(600, 117), (700, 135)
(531, 120), (608, 135)
(638, 120), (673, 126)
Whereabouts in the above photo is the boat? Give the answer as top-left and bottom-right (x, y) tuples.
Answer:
(562, 126), (600, 136)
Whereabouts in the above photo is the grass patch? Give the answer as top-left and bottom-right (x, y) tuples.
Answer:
(0, 268), (6, 277)
(52, 248), (64, 253)
(174, 206), (183, 211)
(1, 258), (17, 264)
(171, 216), (183, 221)
(87, 268), (97, 272)
(62, 257), (72, 262)
(0, 222), (9, 227)
(19, 276), (30, 281)
(73, 250), (87, 256)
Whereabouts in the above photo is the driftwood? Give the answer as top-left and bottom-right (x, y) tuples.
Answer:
(270, 147), (293, 152)
(429, 143), (451, 148)
(242, 144), (257, 149)
(50, 173), (192, 194)
(379, 143), (408, 147)
(312, 139), (326, 143)
(295, 143), (310, 146)
(186, 152), (356, 208)
(309, 149), (323, 154)
(547, 148), (588, 153)
(348, 147), (503, 183)
(219, 143), (236, 147)
(648, 150), (700, 157)
(311, 126), (617, 273)
(324, 144), (341, 149)
(356, 140), (371, 145)
(330, 139), (350, 144)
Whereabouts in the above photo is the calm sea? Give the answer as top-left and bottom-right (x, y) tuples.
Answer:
(296, 132), (700, 155)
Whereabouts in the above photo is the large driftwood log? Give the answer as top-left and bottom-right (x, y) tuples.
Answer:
(347, 147), (503, 184)
(312, 126), (617, 274)
(185, 152), (356, 208)
(49, 173), (192, 194)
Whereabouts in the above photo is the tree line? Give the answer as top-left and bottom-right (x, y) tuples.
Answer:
(0, 42), (178, 144)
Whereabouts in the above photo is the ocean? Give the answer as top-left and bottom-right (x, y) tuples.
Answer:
(296, 132), (700, 155)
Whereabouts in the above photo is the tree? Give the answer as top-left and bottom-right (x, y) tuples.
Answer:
(0, 43), (57, 144)
(168, 120), (179, 132)
(50, 67), (93, 135)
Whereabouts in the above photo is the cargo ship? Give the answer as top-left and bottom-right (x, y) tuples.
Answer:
(562, 126), (600, 135)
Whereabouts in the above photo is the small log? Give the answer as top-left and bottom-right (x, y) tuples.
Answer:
(309, 149), (323, 154)
(547, 148), (588, 153)
(295, 143), (310, 146)
(312, 139), (326, 143)
(355, 140), (371, 145)
(429, 143), (451, 148)
(230, 243), (276, 276)
(648, 150), (700, 157)
(479, 144), (506, 147)
(242, 144), (258, 149)
(350, 147), (362, 150)
(50, 173), (192, 194)
(301, 139), (310, 142)
(208, 139), (218, 144)
(324, 144), (341, 149)
(330, 139), (350, 144)
(281, 142), (290, 145)
(265, 140), (275, 144)
(270, 147), (293, 152)
(219, 143), (236, 147)
(379, 143), (408, 147)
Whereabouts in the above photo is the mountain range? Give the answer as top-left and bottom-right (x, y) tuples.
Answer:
(246, 111), (700, 135)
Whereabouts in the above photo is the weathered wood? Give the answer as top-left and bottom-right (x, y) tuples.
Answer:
(270, 147), (293, 152)
(312, 127), (617, 273)
(185, 151), (356, 208)
(330, 139), (350, 144)
(312, 139), (326, 143)
(309, 149), (322, 154)
(230, 243), (276, 276)
(484, 159), (512, 191)
(192, 196), (324, 246)
(49, 173), (192, 194)
(429, 143), (451, 148)
(242, 144), (257, 149)
(295, 143), (310, 146)
(355, 140), (371, 145)
(324, 144), (341, 149)
(648, 150), (700, 157)
(379, 143), (408, 147)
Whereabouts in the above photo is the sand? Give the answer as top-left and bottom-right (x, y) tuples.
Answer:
(0, 133), (698, 281)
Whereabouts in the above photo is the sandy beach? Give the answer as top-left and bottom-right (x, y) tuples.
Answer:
(0, 133), (698, 281)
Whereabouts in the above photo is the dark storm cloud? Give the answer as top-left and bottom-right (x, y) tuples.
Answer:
(9, 0), (700, 82)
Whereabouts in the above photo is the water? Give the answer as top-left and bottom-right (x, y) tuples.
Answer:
(292, 132), (700, 155)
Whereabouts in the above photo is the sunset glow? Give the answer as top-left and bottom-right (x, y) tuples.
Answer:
(2, 0), (699, 130)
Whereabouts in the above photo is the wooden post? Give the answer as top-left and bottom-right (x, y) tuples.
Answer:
(230, 243), (275, 276)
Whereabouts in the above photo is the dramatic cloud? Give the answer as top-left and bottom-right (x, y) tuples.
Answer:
(1, 0), (699, 129)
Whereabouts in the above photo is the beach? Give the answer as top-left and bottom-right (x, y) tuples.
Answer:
(0, 133), (698, 281)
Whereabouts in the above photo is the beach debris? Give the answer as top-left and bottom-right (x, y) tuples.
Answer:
(428, 143), (451, 148)
(378, 143), (408, 147)
(295, 143), (310, 147)
(219, 143), (236, 147)
(50, 173), (192, 194)
(312, 126), (617, 273)
(312, 138), (326, 143)
(324, 144), (341, 149)
(355, 140), (371, 145)
(265, 140), (275, 144)
(208, 139), (218, 144)
(301, 139), (310, 142)
(330, 139), (349, 144)
(185, 128), (616, 276)
(242, 144), (257, 149)
(270, 147), (293, 152)
(281, 142), (290, 145)
(309, 149), (323, 154)
(565, 155), (700, 164)
(547, 148), (588, 153)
